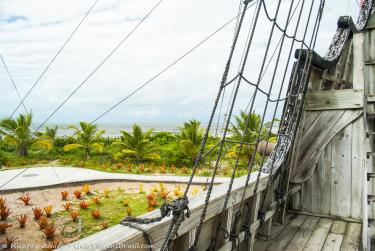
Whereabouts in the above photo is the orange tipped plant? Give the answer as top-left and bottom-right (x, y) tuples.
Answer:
(20, 194), (32, 205)
(70, 211), (79, 222)
(51, 239), (61, 250)
(159, 190), (170, 200)
(0, 223), (12, 234)
(103, 189), (110, 198)
(61, 191), (69, 200)
(32, 207), (43, 220)
(146, 193), (154, 201)
(82, 184), (91, 194)
(101, 221), (109, 229)
(17, 214), (28, 228)
(123, 199), (129, 207)
(0, 197), (6, 208)
(74, 190), (82, 199)
(44, 205), (53, 217)
(91, 210), (100, 219)
(79, 201), (89, 209)
(0, 207), (12, 220)
(92, 197), (101, 205)
(149, 199), (157, 208)
(38, 217), (49, 230)
(126, 207), (132, 216)
(43, 224), (57, 240)
(63, 202), (71, 211)
(2, 235), (18, 249)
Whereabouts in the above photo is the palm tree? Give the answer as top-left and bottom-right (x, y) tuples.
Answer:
(227, 111), (278, 161)
(179, 119), (203, 163)
(226, 111), (263, 162)
(0, 113), (33, 156)
(63, 122), (105, 160)
(112, 124), (160, 163)
(44, 126), (58, 141)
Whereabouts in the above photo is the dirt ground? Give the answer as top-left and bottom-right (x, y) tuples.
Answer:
(0, 181), (202, 250)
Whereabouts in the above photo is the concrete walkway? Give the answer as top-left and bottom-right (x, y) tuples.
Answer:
(0, 166), (229, 192)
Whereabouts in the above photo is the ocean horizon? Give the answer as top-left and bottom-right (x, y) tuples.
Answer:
(37, 123), (223, 138)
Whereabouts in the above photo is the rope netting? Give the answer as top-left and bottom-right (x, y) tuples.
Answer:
(120, 0), (327, 250)
(2, 0), (374, 250)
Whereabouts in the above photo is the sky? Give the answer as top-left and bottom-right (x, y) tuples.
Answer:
(0, 0), (360, 125)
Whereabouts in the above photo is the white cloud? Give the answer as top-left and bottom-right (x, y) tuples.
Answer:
(0, 0), (360, 125)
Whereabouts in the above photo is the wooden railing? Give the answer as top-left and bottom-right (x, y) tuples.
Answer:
(58, 172), (273, 250)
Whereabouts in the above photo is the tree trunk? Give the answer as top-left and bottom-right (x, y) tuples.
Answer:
(85, 147), (90, 160)
(19, 144), (27, 157)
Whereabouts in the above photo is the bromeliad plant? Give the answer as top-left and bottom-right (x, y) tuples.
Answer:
(2, 235), (18, 249)
(0, 197), (6, 208)
(61, 191), (69, 200)
(91, 210), (100, 219)
(79, 201), (89, 209)
(43, 224), (57, 240)
(101, 221), (109, 229)
(17, 214), (28, 228)
(32, 207), (43, 220)
(63, 202), (71, 211)
(20, 194), (31, 205)
(63, 122), (105, 160)
(70, 211), (79, 222)
(92, 197), (100, 205)
(44, 205), (53, 217)
(0, 207), (12, 220)
(0, 223), (12, 234)
(37, 217), (49, 230)
(82, 184), (91, 194)
(74, 190), (82, 199)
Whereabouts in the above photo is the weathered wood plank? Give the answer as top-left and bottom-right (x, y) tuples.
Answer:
(330, 125), (352, 218)
(322, 233), (344, 251)
(284, 216), (319, 251)
(311, 142), (332, 215)
(352, 33), (365, 90)
(294, 109), (362, 184)
(305, 89), (363, 111)
(265, 226), (298, 251)
(351, 117), (365, 219)
(330, 220), (347, 234)
(340, 222), (361, 251)
(304, 218), (333, 251)
(288, 214), (307, 227)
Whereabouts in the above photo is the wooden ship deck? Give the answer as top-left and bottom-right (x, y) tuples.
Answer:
(58, 2), (375, 251)
(254, 214), (362, 251)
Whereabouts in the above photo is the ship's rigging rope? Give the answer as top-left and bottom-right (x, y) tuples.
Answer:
(119, 1), (374, 250)
(1, 0), (374, 250)
(9, 0), (100, 119)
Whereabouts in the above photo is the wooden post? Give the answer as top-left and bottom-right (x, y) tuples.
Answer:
(247, 193), (261, 249)
(257, 182), (277, 240)
(172, 228), (196, 250)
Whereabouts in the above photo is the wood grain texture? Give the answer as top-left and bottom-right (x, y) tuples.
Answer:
(331, 125), (352, 218)
(305, 89), (363, 111)
(292, 110), (362, 183)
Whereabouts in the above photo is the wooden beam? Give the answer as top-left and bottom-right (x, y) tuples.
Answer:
(305, 89), (363, 111)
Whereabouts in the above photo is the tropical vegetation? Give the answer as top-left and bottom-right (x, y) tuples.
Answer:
(0, 111), (278, 177)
